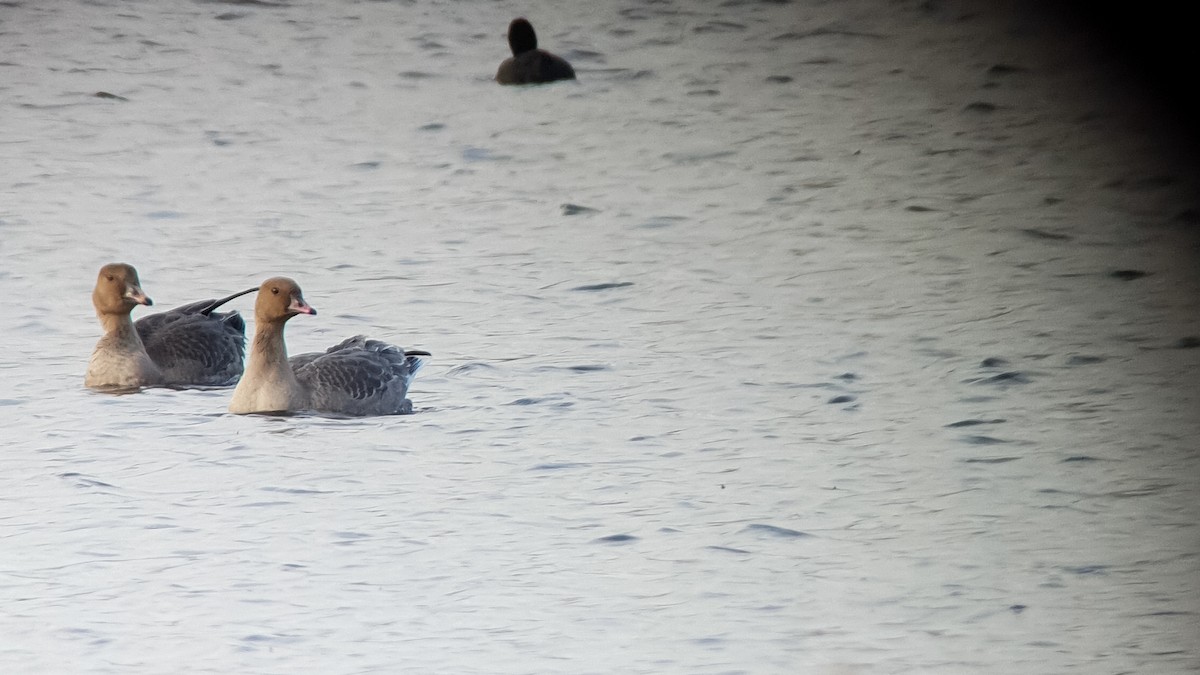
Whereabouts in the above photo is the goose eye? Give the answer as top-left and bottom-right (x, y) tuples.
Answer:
(271, 287), (279, 295)
(105, 275), (114, 281)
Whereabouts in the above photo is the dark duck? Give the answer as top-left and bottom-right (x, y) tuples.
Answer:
(496, 18), (576, 85)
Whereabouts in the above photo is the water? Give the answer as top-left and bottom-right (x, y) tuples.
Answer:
(3, 1), (1199, 672)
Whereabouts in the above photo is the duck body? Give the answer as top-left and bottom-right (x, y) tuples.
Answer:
(497, 49), (576, 85)
(230, 277), (428, 417)
(496, 18), (575, 85)
(85, 263), (252, 391)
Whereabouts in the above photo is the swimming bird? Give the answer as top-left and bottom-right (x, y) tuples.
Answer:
(496, 18), (576, 85)
(85, 263), (253, 391)
(229, 277), (429, 416)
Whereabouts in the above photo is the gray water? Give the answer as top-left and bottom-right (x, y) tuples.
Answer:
(2, 1), (1199, 673)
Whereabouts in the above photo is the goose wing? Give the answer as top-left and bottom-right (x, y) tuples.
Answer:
(291, 336), (428, 415)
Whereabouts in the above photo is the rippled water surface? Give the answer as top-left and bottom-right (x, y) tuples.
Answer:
(3, 1), (1199, 673)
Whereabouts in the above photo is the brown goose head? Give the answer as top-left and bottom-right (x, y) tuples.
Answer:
(254, 276), (317, 324)
(93, 263), (152, 316)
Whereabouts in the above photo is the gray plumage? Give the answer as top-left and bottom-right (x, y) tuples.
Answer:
(136, 289), (253, 386)
(292, 336), (428, 416)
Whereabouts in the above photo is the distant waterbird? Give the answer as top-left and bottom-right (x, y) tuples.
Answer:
(496, 18), (576, 85)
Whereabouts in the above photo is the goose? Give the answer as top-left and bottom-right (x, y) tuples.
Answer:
(85, 263), (252, 391)
(229, 277), (428, 416)
(496, 18), (576, 85)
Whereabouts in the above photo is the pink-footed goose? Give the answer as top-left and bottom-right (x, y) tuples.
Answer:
(229, 277), (429, 416)
(85, 263), (253, 391)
